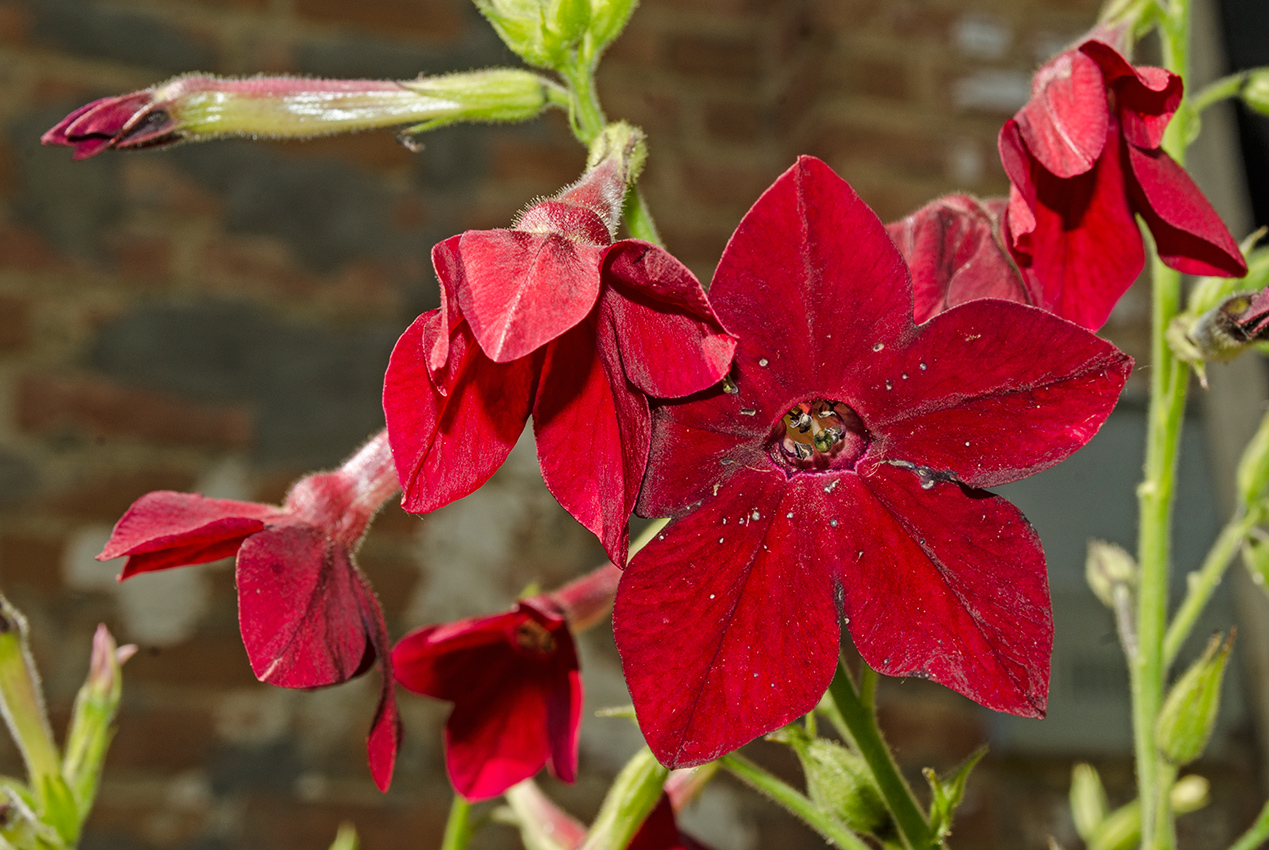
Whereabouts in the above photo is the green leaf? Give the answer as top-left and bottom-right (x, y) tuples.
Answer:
(923, 746), (987, 842)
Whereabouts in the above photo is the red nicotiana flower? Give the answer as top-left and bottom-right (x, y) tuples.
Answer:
(97, 432), (401, 791)
(42, 90), (178, 160)
(392, 562), (619, 800)
(393, 600), (581, 800)
(384, 127), (736, 565)
(999, 28), (1246, 329)
(627, 794), (714, 850)
(613, 157), (1132, 767)
(885, 194), (1027, 323)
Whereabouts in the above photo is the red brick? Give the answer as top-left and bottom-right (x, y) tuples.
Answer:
(127, 634), (258, 689)
(294, 0), (465, 40)
(105, 232), (173, 283)
(680, 160), (782, 213)
(18, 373), (252, 449)
(0, 294), (30, 351)
(836, 54), (911, 101)
(0, 221), (71, 273)
(807, 124), (946, 182)
(703, 100), (764, 143)
(119, 160), (223, 219)
(43, 469), (196, 523)
(667, 33), (761, 81)
(197, 237), (317, 299)
(0, 533), (62, 591)
(107, 702), (218, 771)
(242, 796), (449, 850)
(0, 2), (31, 46)
(264, 133), (419, 174)
(490, 136), (586, 190)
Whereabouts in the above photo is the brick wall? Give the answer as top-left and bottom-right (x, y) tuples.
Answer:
(0, 0), (1258, 849)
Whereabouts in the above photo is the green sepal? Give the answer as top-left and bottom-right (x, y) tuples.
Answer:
(473, 0), (565, 69)
(1086, 775), (1209, 850)
(1238, 412), (1269, 509)
(767, 725), (888, 836)
(923, 745), (987, 843)
(1242, 533), (1269, 591)
(35, 776), (77, 847)
(580, 748), (667, 850)
(586, 0), (639, 55)
(1069, 763), (1110, 842)
(1155, 632), (1233, 766)
(329, 822), (359, 850)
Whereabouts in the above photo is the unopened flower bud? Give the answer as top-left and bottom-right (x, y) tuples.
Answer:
(474, 0), (571, 69)
(1170, 774), (1210, 813)
(1155, 632), (1233, 766)
(504, 780), (587, 850)
(1086, 541), (1137, 609)
(1183, 287), (1269, 362)
(65, 625), (135, 816)
(587, 0), (638, 55)
(1243, 70), (1269, 118)
(769, 725), (888, 835)
(1070, 763), (1110, 842)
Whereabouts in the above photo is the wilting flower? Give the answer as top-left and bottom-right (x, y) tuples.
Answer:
(384, 124), (736, 565)
(613, 157), (1132, 767)
(999, 28), (1246, 329)
(97, 432), (401, 791)
(394, 600), (581, 800)
(42, 71), (553, 160)
(885, 194), (1026, 323)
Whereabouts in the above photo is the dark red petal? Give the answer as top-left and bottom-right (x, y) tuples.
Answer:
(885, 195), (1029, 323)
(859, 299), (1130, 488)
(841, 465), (1051, 717)
(615, 469), (840, 768)
(429, 235), (469, 378)
(1080, 40), (1182, 150)
(602, 240), (737, 398)
(1126, 144), (1248, 278)
(709, 156), (912, 399)
(98, 490), (284, 578)
(534, 319), (649, 566)
(384, 312), (536, 515)
(235, 525), (369, 688)
(1001, 120), (1145, 330)
(1014, 49), (1109, 178)
(446, 230), (604, 363)
(350, 570), (401, 792)
(628, 795), (702, 850)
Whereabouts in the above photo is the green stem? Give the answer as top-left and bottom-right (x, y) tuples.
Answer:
(441, 795), (471, 850)
(1189, 71), (1250, 115)
(623, 189), (663, 246)
(858, 663), (878, 712)
(1164, 509), (1259, 665)
(561, 60), (606, 144)
(827, 658), (933, 850)
(720, 753), (872, 850)
(0, 598), (59, 793)
(1228, 798), (1269, 850)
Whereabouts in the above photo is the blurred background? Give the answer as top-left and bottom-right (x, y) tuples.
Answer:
(0, 0), (1268, 847)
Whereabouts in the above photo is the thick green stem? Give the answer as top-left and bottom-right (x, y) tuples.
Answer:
(720, 753), (872, 850)
(440, 795), (471, 850)
(562, 61), (606, 144)
(623, 189), (663, 246)
(827, 658), (933, 850)
(1228, 798), (1269, 850)
(1164, 509), (1259, 665)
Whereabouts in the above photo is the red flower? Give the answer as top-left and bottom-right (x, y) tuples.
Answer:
(97, 432), (401, 791)
(42, 91), (179, 160)
(392, 599), (582, 800)
(885, 194), (1027, 323)
(613, 157), (1132, 767)
(628, 795), (713, 850)
(999, 30), (1246, 329)
(384, 128), (736, 566)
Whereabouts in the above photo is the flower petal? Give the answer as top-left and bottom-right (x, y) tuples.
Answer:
(1000, 119), (1145, 330)
(350, 569), (401, 792)
(841, 465), (1051, 717)
(1080, 39), (1182, 150)
(98, 491), (285, 579)
(708, 156), (912, 399)
(384, 311), (537, 515)
(445, 230), (605, 363)
(534, 319), (649, 566)
(885, 195), (1029, 323)
(1125, 143), (1248, 278)
(1013, 48), (1109, 178)
(615, 469), (840, 768)
(602, 240), (737, 398)
(235, 524), (370, 689)
(859, 298), (1130, 488)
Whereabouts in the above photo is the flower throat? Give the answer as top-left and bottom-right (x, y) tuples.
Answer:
(775, 399), (869, 471)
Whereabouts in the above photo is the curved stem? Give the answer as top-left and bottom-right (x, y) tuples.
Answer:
(1190, 71), (1250, 115)
(1164, 509), (1259, 665)
(827, 657), (933, 850)
(1229, 798), (1269, 850)
(441, 795), (472, 850)
(720, 753), (872, 850)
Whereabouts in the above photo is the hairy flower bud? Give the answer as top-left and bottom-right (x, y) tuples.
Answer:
(769, 725), (888, 835)
(1070, 763), (1110, 842)
(1155, 632), (1233, 766)
(1243, 70), (1269, 118)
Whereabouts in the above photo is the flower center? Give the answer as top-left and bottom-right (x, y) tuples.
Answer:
(513, 619), (558, 656)
(773, 399), (869, 471)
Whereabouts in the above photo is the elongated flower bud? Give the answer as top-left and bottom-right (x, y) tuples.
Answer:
(1155, 632), (1233, 766)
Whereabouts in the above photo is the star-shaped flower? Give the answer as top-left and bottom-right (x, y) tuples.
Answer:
(999, 29), (1246, 329)
(613, 157), (1132, 767)
(97, 432), (401, 791)
(384, 124), (736, 565)
(392, 599), (582, 800)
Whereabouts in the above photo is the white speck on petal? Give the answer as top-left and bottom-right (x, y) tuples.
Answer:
(758, 358), (769, 367)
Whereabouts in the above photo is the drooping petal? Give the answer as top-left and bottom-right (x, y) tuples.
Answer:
(840, 465), (1051, 717)
(534, 318), (649, 566)
(885, 195), (1029, 323)
(444, 230), (605, 363)
(615, 469), (840, 768)
(1080, 40), (1182, 150)
(1013, 48), (1109, 178)
(855, 298), (1131, 488)
(383, 311), (537, 515)
(708, 156), (912, 400)
(602, 240), (737, 398)
(350, 569), (401, 793)
(1000, 120), (1145, 330)
(235, 524), (371, 689)
(1125, 143), (1248, 278)
(98, 491), (286, 579)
